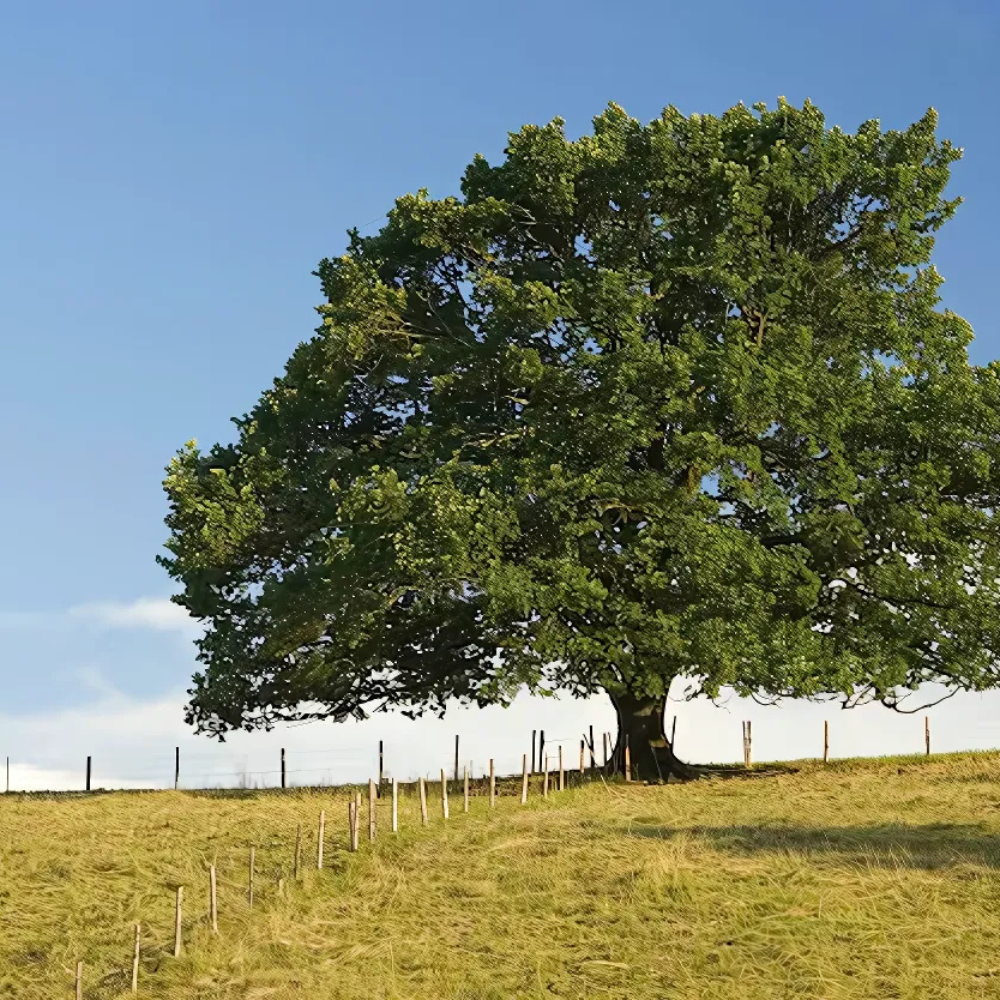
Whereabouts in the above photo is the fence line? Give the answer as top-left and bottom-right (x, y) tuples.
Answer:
(26, 732), (992, 996)
(2, 714), (964, 794)
(64, 755), (593, 995)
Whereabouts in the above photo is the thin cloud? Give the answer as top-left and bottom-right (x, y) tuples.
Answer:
(77, 666), (129, 702)
(68, 597), (202, 636)
(0, 597), (202, 636)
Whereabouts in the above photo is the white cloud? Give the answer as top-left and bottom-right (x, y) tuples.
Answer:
(0, 683), (615, 792)
(4, 761), (150, 793)
(2, 678), (1000, 793)
(0, 597), (202, 637)
(67, 597), (202, 636)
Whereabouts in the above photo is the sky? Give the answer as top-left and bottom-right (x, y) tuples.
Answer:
(1, 0), (999, 790)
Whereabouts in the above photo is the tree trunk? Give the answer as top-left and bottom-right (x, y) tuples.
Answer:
(609, 690), (696, 783)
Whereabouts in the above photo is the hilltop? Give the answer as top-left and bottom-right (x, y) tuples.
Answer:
(2, 752), (999, 998)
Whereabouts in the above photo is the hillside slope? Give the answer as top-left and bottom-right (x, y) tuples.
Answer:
(2, 753), (999, 998)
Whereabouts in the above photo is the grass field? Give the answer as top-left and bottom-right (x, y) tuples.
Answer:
(2, 752), (1000, 999)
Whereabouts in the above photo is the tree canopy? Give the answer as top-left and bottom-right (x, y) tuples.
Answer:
(162, 98), (1000, 777)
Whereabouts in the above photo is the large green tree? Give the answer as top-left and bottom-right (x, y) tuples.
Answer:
(162, 99), (1000, 780)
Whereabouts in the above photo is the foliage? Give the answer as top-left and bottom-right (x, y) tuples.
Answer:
(161, 98), (1000, 738)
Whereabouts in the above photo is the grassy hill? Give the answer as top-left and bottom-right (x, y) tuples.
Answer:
(2, 752), (1000, 998)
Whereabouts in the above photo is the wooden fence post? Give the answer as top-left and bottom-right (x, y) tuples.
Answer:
(521, 753), (529, 804)
(454, 735), (460, 782)
(589, 725), (596, 768)
(531, 729), (537, 774)
(539, 730), (545, 772)
(823, 720), (829, 764)
(670, 717), (677, 753)
(558, 746), (565, 791)
(281, 748), (286, 789)
(173, 886), (183, 958)
(603, 733), (609, 768)
(174, 747), (179, 790)
(378, 741), (384, 792)
(392, 777), (398, 832)
(489, 759), (496, 808)
(294, 824), (302, 879)
(86, 756), (92, 792)
(463, 766), (470, 812)
(624, 738), (631, 783)
(317, 810), (326, 868)
(440, 769), (449, 819)
(248, 847), (255, 908)
(131, 922), (141, 993)
(348, 800), (357, 852)
(925, 716), (931, 756)
(369, 779), (377, 841)
(579, 740), (585, 775)
(76, 960), (83, 1000)
(419, 777), (428, 826)
(210, 864), (218, 933)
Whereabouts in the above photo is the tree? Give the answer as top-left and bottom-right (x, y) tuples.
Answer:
(162, 98), (1000, 780)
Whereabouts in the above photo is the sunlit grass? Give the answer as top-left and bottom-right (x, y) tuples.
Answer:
(2, 753), (1000, 997)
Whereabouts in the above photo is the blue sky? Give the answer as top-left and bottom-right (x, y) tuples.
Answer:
(1, 0), (998, 786)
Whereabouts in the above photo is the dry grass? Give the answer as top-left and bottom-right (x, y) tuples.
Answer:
(2, 753), (1000, 998)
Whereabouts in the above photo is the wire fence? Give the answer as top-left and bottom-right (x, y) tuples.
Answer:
(32, 742), (598, 997)
(2, 711), (969, 794)
(1, 729), (607, 794)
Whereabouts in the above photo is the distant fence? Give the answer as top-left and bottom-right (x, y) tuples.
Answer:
(738, 713), (939, 768)
(1, 725), (619, 794)
(2, 712), (950, 794)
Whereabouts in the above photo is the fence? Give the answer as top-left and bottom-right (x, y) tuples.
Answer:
(3, 711), (955, 793)
(738, 714), (940, 770)
(1, 726), (617, 794)
(59, 753), (601, 995)
(0, 713), (977, 994)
